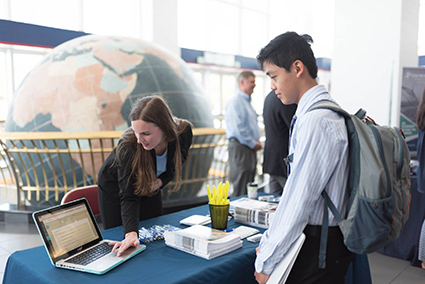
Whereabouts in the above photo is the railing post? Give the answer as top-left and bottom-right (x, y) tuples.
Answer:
(11, 157), (25, 210)
(0, 140), (25, 210)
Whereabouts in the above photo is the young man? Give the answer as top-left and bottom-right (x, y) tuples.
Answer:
(225, 71), (262, 198)
(254, 32), (354, 284)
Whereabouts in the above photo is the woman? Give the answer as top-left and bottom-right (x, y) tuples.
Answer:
(98, 95), (193, 256)
(417, 87), (425, 269)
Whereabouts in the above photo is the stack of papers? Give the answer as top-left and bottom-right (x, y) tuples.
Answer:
(230, 198), (277, 229)
(231, 226), (260, 239)
(267, 233), (306, 284)
(164, 225), (242, 260)
(179, 215), (211, 226)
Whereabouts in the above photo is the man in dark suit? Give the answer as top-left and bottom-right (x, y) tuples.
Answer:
(262, 90), (297, 195)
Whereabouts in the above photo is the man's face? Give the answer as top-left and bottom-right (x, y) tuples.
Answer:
(264, 62), (299, 105)
(240, 75), (256, 95)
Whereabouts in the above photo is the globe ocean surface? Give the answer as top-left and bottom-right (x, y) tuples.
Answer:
(5, 35), (214, 207)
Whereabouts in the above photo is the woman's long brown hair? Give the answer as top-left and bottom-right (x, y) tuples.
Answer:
(115, 95), (191, 197)
(417, 87), (425, 131)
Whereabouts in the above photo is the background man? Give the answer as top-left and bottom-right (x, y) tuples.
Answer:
(263, 90), (297, 195)
(225, 71), (262, 198)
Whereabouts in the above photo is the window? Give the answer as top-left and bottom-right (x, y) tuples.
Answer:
(0, 44), (48, 120)
(206, 2), (239, 55)
(13, 52), (45, 90)
(221, 74), (237, 113)
(419, 0), (425, 55)
(241, 8), (267, 57)
(178, 0), (239, 55)
(209, 73), (222, 116)
(83, 0), (141, 38)
(10, 0), (80, 30)
(178, 0), (273, 57)
(0, 51), (6, 120)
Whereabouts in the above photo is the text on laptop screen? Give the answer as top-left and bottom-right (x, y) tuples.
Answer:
(38, 203), (100, 259)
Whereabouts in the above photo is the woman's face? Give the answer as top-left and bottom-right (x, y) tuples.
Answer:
(131, 120), (166, 154)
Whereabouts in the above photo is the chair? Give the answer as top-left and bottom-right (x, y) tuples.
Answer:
(61, 185), (100, 216)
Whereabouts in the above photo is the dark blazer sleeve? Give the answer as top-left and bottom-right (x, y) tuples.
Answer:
(116, 148), (143, 235)
(158, 124), (193, 188)
(263, 92), (297, 177)
(278, 101), (296, 130)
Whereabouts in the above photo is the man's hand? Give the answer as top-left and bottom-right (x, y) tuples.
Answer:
(109, 231), (140, 257)
(253, 141), (263, 152)
(254, 271), (270, 284)
(254, 246), (270, 283)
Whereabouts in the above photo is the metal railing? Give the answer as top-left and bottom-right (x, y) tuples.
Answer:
(0, 128), (231, 210)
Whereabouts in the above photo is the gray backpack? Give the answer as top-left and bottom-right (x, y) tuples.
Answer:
(308, 100), (411, 269)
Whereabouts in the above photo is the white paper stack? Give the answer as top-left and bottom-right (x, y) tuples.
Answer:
(164, 225), (242, 260)
(179, 215), (211, 226)
(267, 233), (306, 284)
(230, 198), (278, 229)
(231, 225), (260, 239)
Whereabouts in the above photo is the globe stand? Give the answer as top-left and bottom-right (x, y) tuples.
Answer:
(0, 203), (36, 224)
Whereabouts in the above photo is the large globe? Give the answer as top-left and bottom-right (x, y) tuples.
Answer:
(5, 35), (214, 207)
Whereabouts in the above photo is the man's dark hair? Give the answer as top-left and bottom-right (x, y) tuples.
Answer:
(257, 31), (318, 79)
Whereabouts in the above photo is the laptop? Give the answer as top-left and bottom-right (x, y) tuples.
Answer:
(32, 198), (146, 275)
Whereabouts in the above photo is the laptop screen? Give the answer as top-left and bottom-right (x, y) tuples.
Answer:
(33, 199), (103, 263)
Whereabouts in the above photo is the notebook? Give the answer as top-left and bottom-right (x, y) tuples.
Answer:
(32, 198), (146, 275)
(266, 233), (306, 284)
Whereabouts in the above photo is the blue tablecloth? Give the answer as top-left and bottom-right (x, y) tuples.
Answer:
(3, 197), (371, 284)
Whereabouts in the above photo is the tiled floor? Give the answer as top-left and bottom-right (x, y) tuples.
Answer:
(0, 220), (424, 283)
(0, 221), (43, 282)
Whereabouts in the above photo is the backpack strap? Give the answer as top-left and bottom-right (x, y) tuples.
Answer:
(319, 193), (328, 269)
(322, 190), (343, 222)
(308, 100), (348, 269)
(319, 190), (344, 268)
(307, 99), (360, 208)
(307, 100), (348, 118)
(394, 127), (405, 180)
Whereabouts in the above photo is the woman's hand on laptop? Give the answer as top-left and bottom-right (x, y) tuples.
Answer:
(110, 231), (140, 257)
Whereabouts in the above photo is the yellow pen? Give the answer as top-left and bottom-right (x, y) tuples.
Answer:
(224, 181), (229, 200)
(207, 184), (212, 203)
(212, 185), (217, 205)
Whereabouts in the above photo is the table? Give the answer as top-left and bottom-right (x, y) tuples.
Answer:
(379, 176), (425, 267)
(3, 196), (371, 284)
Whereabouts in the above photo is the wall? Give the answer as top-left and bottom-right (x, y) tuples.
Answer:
(332, 0), (420, 126)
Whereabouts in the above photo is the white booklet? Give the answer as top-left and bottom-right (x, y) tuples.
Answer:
(179, 215), (211, 226)
(230, 198), (277, 229)
(164, 225), (242, 258)
(266, 233), (306, 284)
(165, 239), (242, 260)
(231, 225), (259, 239)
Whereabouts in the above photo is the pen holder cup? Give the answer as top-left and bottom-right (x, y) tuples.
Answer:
(209, 204), (230, 230)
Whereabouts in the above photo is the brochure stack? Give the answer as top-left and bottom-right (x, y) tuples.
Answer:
(164, 225), (242, 260)
(230, 198), (278, 229)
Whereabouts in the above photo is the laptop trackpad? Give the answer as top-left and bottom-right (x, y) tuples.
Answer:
(86, 244), (146, 269)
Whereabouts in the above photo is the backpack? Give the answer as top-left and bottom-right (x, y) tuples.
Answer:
(307, 100), (411, 269)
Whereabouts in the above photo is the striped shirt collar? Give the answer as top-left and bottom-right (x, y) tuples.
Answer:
(295, 84), (330, 118)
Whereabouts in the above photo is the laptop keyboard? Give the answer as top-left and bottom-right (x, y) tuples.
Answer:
(67, 242), (112, 266)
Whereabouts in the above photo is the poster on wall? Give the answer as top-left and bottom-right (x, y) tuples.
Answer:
(400, 67), (425, 156)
